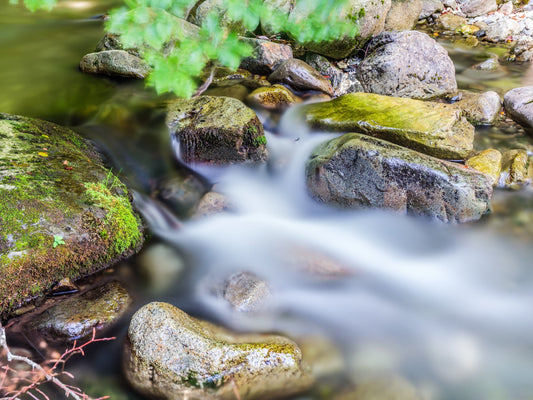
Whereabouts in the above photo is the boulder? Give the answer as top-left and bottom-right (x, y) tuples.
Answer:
(466, 149), (502, 185)
(298, 93), (474, 159)
(79, 50), (151, 79)
(503, 86), (533, 133)
(166, 96), (268, 165)
(456, 0), (497, 17)
(30, 281), (131, 341)
(268, 59), (334, 96)
(123, 302), (313, 399)
(356, 31), (457, 100)
(0, 114), (143, 313)
(484, 17), (522, 42)
(453, 91), (501, 125)
(306, 133), (493, 223)
(384, 0), (423, 31)
(239, 38), (293, 75)
(245, 84), (302, 111)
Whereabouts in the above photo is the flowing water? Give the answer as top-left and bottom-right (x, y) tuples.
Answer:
(3, 2), (533, 399)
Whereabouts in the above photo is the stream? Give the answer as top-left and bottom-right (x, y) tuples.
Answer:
(3, 1), (533, 399)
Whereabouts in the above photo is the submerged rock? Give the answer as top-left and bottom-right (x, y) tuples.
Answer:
(268, 59), (334, 96)
(123, 302), (313, 399)
(220, 272), (271, 312)
(166, 96), (268, 165)
(503, 86), (533, 134)
(193, 191), (233, 218)
(299, 93), (474, 159)
(0, 114), (143, 313)
(306, 133), (493, 223)
(31, 281), (131, 341)
(79, 50), (151, 79)
(356, 31), (457, 100)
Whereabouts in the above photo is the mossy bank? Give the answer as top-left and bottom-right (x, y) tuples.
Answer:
(0, 114), (144, 315)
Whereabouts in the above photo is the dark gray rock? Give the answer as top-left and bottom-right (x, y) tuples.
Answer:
(79, 50), (151, 79)
(123, 302), (313, 400)
(503, 86), (533, 133)
(356, 31), (457, 100)
(306, 133), (493, 223)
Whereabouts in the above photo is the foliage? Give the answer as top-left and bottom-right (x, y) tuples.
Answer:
(10, 0), (359, 98)
(53, 235), (65, 248)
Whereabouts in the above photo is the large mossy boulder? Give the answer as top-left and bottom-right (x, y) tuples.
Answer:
(298, 93), (474, 160)
(123, 302), (313, 400)
(166, 96), (268, 164)
(306, 133), (493, 223)
(0, 114), (144, 313)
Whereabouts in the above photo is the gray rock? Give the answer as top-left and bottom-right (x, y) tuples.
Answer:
(503, 86), (533, 133)
(511, 37), (533, 61)
(304, 53), (363, 96)
(166, 96), (268, 165)
(384, 0), (423, 31)
(0, 114), (143, 314)
(239, 38), (293, 75)
(419, 0), (444, 19)
(221, 272), (271, 312)
(268, 59), (334, 96)
(31, 281), (131, 341)
(79, 50), (151, 79)
(306, 133), (493, 223)
(154, 173), (209, 218)
(123, 302), (313, 400)
(484, 17), (522, 41)
(356, 31), (457, 100)
(470, 54), (501, 71)
(299, 93), (474, 159)
(456, 0), (497, 17)
(453, 91), (501, 125)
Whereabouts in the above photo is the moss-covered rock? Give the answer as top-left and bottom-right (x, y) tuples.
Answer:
(79, 50), (151, 79)
(30, 280), (131, 341)
(123, 302), (313, 400)
(499, 149), (531, 189)
(466, 148), (502, 185)
(306, 133), (493, 223)
(299, 93), (475, 159)
(166, 96), (268, 164)
(0, 114), (143, 314)
(245, 84), (302, 111)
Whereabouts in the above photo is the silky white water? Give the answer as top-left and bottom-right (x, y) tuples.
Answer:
(133, 110), (533, 400)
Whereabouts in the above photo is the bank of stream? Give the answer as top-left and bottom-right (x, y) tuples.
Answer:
(2, 1), (533, 400)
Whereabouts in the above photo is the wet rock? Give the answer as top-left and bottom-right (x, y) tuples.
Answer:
(466, 149), (502, 185)
(268, 59), (334, 96)
(306, 133), (493, 223)
(304, 53), (363, 97)
(384, 0), (423, 31)
(245, 84), (302, 111)
(332, 375), (423, 400)
(503, 86), (533, 133)
(221, 272), (271, 312)
(166, 96), (268, 165)
(499, 149), (531, 188)
(453, 91), (501, 125)
(51, 278), (79, 295)
(437, 13), (469, 31)
(470, 54), (501, 71)
(299, 93), (474, 159)
(419, 0), (444, 19)
(137, 243), (185, 293)
(154, 173), (209, 218)
(239, 38), (293, 75)
(31, 281), (131, 341)
(123, 302), (313, 399)
(290, 0), (390, 59)
(79, 50), (151, 79)
(204, 84), (250, 101)
(193, 191), (233, 218)
(0, 114), (143, 313)
(95, 33), (141, 57)
(456, 0), (497, 17)
(356, 31), (457, 100)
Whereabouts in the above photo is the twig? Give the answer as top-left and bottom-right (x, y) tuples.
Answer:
(192, 65), (216, 97)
